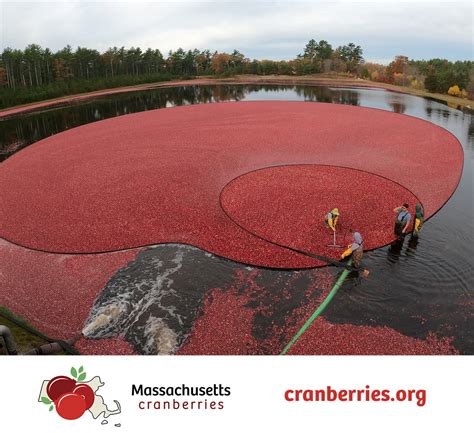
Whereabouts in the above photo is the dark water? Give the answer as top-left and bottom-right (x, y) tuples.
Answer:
(1, 84), (473, 354)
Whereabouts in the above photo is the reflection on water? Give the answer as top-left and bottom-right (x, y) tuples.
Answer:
(406, 235), (420, 255)
(388, 100), (406, 114)
(0, 84), (473, 353)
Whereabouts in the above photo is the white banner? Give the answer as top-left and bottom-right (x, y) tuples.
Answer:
(0, 356), (471, 432)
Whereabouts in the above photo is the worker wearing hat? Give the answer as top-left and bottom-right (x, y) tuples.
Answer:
(341, 231), (364, 268)
(413, 203), (424, 237)
(324, 208), (340, 232)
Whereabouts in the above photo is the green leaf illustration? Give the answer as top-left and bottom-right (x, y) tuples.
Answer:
(71, 367), (77, 378)
(49, 405), (54, 412)
(41, 397), (51, 405)
(79, 366), (84, 373)
(77, 372), (86, 382)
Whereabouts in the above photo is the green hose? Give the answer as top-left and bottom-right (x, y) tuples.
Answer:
(280, 258), (352, 355)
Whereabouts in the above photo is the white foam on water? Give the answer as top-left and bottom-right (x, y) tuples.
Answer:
(83, 245), (187, 353)
(82, 303), (125, 337)
(142, 315), (179, 355)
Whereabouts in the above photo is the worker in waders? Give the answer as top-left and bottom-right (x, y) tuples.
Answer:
(325, 208), (339, 231)
(413, 203), (424, 237)
(340, 231), (364, 269)
(393, 203), (411, 237)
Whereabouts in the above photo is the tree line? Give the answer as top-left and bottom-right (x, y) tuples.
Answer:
(0, 40), (363, 89)
(0, 45), (205, 88)
(0, 39), (472, 109)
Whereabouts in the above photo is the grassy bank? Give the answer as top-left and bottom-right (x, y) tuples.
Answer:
(224, 74), (474, 110)
(0, 306), (68, 355)
(397, 87), (474, 110)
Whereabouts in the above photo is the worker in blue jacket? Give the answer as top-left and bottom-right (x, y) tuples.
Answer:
(393, 203), (411, 237)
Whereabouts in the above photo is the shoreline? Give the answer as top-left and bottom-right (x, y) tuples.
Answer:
(0, 74), (472, 118)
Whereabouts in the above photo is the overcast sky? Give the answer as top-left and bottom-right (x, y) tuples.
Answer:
(1, 1), (472, 63)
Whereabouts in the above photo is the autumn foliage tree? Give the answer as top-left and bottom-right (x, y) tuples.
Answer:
(52, 58), (73, 81)
(211, 53), (232, 75)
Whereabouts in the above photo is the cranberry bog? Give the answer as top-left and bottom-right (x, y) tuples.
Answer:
(0, 87), (472, 355)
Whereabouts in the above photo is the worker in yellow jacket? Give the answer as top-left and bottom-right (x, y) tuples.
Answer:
(324, 208), (340, 232)
(413, 204), (424, 237)
(341, 231), (364, 268)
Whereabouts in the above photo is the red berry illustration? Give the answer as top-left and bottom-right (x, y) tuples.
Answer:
(73, 384), (95, 410)
(55, 393), (87, 420)
(46, 376), (76, 401)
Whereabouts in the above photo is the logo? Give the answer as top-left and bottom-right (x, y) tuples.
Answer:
(38, 366), (121, 423)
